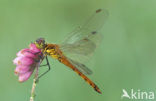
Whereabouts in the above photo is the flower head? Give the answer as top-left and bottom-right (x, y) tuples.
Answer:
(13, 43), (43, 82)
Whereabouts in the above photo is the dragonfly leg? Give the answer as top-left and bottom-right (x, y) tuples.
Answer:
(40, 64), (49, 67)
(36, 56), (51, 82)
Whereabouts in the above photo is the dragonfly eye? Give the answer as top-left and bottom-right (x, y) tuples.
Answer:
(35, 38), (45, 49)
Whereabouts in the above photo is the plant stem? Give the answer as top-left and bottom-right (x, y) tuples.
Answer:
(30, 66), (39, 101)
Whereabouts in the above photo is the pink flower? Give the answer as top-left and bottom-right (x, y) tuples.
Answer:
(13, 43), (43, 82)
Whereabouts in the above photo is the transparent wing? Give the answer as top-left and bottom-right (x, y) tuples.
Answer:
(60, 33), (103, 63)
(61, 9), (108, 45)
(59, 9), (108, 73)
(67, 58), (93, 75)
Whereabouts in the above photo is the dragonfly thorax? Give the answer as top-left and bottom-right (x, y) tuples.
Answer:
(44, 44), (61, 59)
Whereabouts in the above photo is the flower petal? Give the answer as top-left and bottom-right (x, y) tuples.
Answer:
(29, 43), (41, 52)
(18, 71), (33, 82)
(13, 57), (23, 65)
(14, 57), (34, 66)
(14, 65), (30, 74)
(17, 49), (36, 58)
(17, 49), (29, 57)
(13, 43), (43, 82)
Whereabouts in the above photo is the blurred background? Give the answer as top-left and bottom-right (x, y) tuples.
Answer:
(0, 0), (156, 101)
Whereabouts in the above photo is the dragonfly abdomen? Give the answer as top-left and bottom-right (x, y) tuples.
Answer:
(44, 44), (102, 93)
(59, 55), (102, 94)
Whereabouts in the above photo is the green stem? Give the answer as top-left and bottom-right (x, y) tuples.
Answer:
(30, 66), (39, 101)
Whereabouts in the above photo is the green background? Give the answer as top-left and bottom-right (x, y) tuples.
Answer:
(0, 0), (156, 101)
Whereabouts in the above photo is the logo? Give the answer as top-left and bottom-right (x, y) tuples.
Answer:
(121, 89), (155, 100)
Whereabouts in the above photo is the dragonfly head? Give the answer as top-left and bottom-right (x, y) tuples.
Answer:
(35, 38), (46, 49)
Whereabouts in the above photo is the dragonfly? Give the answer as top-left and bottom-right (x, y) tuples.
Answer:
(35, 9), (108, 94)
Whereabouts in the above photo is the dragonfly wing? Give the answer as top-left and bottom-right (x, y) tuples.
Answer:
(61, 9), (108, 44)
(67, 57), (93, 75)
(60, 9), (108, 64)
(60, 32), (103, 63)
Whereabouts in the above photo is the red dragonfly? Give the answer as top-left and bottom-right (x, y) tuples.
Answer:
(35, 9), (108, 94)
